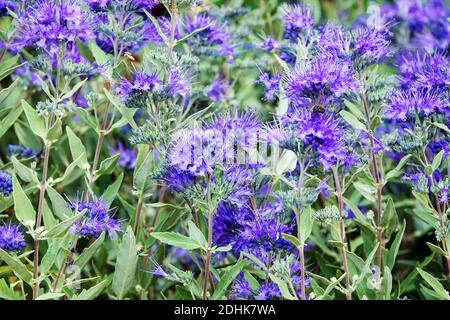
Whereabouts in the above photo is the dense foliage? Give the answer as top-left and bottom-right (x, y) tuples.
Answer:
(0, 0), (449, 300)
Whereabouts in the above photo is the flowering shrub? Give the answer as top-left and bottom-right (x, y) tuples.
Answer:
(0, 0), (449, 301)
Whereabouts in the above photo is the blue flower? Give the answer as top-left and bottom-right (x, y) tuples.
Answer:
(0, 170), (12, 197)
(68, 198), (121, 239)
(12, 0), (95, 65)
(282, 5), (313, 42)
(256, 72), (280, 102)
(208, 74), (229, 103)
(0, 223), (26, 252)
(7, 144), (34, 159)
(109, 142), (137, 171)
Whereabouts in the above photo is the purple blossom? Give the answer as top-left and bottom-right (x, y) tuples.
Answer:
(256, 72), (281, 102)
(12, 0), (94, 65)
(7, 144), (34, 159)
(116, 71), (161, 104)
(353, 23), (392, 62)
(208, 74), (229, 103)
(261, 36), (278, 52)
(68, 198), (121, 239)
(167, 70), (191, 98)
(284, 56), (357, 108)
(0, 170), (12, 197)
(439, 188), (449, 204)
(0, 0), (16, 15)
(149, 257), (170, 279)
(384, 89), (446, 121)
(209, 110), (260, 149)
(397, 51), (450, 92)
(230, 278), (253, 299)
(317, 24), (352, 59)
(109, 142), (137, 171)
(281, 109), (358, 171)
(161, 166), (196, 194)
(183, 14), (235, 62)
(168, 127), (234, 177)
(282, 5), (314, 42)
(0, 223), (26, 252)
(257, 283), (281, 300)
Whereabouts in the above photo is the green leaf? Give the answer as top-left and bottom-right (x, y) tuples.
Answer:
(339, 110), (366, 131)
(36, 292), (65, 300)
(269, 274), (298, 300)
(344, 100), (364, 118)
(386, 220), (406, 270)
(353, 181), (376, 202)
(72, 279), (110, 300)
(316, 273), (346, 300)
(299, 206), (314, 242)
(174, 24), (211, 46)
(384, 154), (412, 182)
(0, 278), (20, 300)
(0, 55), (24, 81)
(426, 242), (447, 258)
(431, 150), (445, 172)
(276, 150), (297, 175)
(52, 153), (85, 185)
(88, 41), (112, 77)
(12, 175), (36, 227)
(66, 126), (89, 169)
(112, 227), (138, 299)
(11, 157), (38, 184)
(0, 249), (33, 283)
(431, 122), (450, 134)
(104, 89), (137, 129)
(96, 154), (120, 178)
(47, 186), (71, 220)
(44, 210), (85, 238)
(399, 254), (434, 295)
(151, 232), (203, 250)
(133, 152), (153, 190)
(46, 117), (62, 141)
(0, 78), (19, 105)
(282, 233), (301, 248)
(22, 100), (47, 141)
(211, 259), (248, 300)
(187, 221), (207, 249)
(74, 233), (105, 272)
(60, 78), (87, 101)
(417, 268), (450, 300)
(101, 173), (123, 207)
(382, 197), (399, 239)
(0, 103), (22, 139)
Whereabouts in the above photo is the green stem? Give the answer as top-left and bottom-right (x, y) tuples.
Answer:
(332, 166), (352, 300)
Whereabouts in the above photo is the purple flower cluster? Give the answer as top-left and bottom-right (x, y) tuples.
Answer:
(183, 14), (235, 62)
(0, 170), (12, 197)
(84, 0), (158, 53)
(12, 0), (94, 65)
(0, 223), (26, 252)
(385, 51), (449, 121)
(282, 5), (314, 42)
(208, 74), (229, 103)
(68, 198), (121, 239)
(256, 72), (281, 102)
(214, 197), (292, 261)
(7, 144), (34, 159)
(284, 56), (357, 108)
(116, 71), (161, 103)
(381, 0), (450, 52)
(109, 142), (137, 171)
